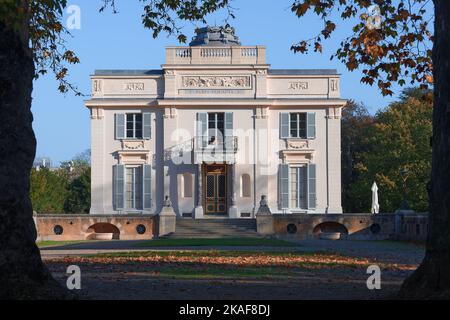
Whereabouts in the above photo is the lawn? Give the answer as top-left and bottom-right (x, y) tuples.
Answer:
(37, 241), (84, 248)
(133, 237), (297, 248)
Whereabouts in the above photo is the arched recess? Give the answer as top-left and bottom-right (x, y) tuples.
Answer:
(86, 223), (120, 240)
(313, 222), (349, 235)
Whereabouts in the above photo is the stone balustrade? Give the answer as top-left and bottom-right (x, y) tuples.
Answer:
(165, 46), (266, 65)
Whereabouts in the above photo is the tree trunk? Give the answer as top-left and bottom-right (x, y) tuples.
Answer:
(400, 0), (450, 299)
(0, 16), (69, 299)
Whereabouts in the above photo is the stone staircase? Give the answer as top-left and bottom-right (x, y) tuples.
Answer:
(162, 219), (259, 239)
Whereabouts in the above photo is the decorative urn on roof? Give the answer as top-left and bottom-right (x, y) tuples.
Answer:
(189, 24), (241, 46)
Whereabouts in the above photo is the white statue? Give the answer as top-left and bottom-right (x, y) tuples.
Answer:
(371, 182), (380, 214)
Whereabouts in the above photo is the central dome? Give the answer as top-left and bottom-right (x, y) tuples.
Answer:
(189, 25), (241, 46)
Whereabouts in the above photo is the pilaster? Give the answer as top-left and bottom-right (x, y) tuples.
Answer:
(90, 107), (105, 214)
(229, 164), (240, 218)
(194, 163), (204, 218)
(254, 107), (270, 214)
(326, 107), (343, 213)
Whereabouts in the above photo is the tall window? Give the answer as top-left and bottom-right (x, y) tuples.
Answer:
(208, 113), (225, 144)
(290, 166), (308, 209)
(126, 114), (143, 139)
(125, 166), (143, 210)
(290, 113), (307, 138)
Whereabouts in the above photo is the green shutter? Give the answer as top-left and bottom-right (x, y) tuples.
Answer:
(279, 164), (290, 209)
(308, 164), (316, 209)
(197, 113), (208, 149)
(115, 114), (125, 140)
(142, 113), (151, 139)
(307, 112), (316, 139)
(280, 113), (290, 139)
(143, 164), (152, 210)
(225, 112), (233, 151)
(114, 165), (125, 210)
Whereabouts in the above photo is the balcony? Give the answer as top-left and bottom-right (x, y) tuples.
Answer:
(193, 136), (239, 164)
(165, 46), (266, 65)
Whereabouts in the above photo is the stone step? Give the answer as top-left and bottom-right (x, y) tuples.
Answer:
(174, 225), (255, 230)
(162, 218), (259, 239)
(176, 219), (256, 226)
(164, 234), (259, 239)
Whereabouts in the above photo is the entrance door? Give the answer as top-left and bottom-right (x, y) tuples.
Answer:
(204, 165), (227, 215)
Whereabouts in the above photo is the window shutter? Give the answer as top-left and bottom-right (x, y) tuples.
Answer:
(307, 112), (316, 139)
(279, 164), (290, 209)
(143, 164), (152, 210)
(308, 164), (316, 209)
(114, 164), (125, 210)
(197, 113), (208, 149)
(115, 114), (125, 140)
(280, 113), (290, 139)
(225, 112), (233, 151)
(142, 113), (151, 139)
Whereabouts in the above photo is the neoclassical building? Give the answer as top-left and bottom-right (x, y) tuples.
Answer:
(85, 26), (346, 218)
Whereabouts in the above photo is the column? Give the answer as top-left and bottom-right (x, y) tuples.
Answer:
(194, 163), (204, 219)
(229, 164), (240, 218)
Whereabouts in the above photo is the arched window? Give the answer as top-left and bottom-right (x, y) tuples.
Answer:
(241, 174), (251, 198)
(183, 173), (193, 198)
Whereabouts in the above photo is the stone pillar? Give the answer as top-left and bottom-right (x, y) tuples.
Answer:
(159, 196), (176, 237)
(326, 107), (343, 214)
(229, 164), (240, 218)
(194, 163), (204, 219)
(256, 195), (275, 235)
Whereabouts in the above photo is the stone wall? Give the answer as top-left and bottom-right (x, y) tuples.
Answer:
(35, 214), (158, 241)
(395, 212), (429, 242)
(263, 212), (428, 242)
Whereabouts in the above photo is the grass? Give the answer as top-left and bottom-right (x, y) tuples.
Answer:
(89, 250), (323, 259)
(37, 241), (83, 248)
(133, 237), (297, 248)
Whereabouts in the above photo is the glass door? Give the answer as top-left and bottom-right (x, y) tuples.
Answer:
(290, 165), (308, 210)
(204, 165), (227, 215)
(125, 166), (143, 210)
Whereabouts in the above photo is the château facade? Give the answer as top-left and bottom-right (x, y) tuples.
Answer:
(85, 26), (346, 218)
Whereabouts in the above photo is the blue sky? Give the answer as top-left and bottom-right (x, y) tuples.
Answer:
(32, 0), (404, 165)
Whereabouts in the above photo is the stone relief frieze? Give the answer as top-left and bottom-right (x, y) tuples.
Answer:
(287, 140), (309, 150)
(93, 80), (102, 93)
(182, 76), (251, 89)
(122, 140), (145, 150)
(330, 79), (339, 91)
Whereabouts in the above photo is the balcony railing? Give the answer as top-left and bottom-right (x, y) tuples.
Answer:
(166, 46), (266, 65)
(193, 136), (239, 153)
